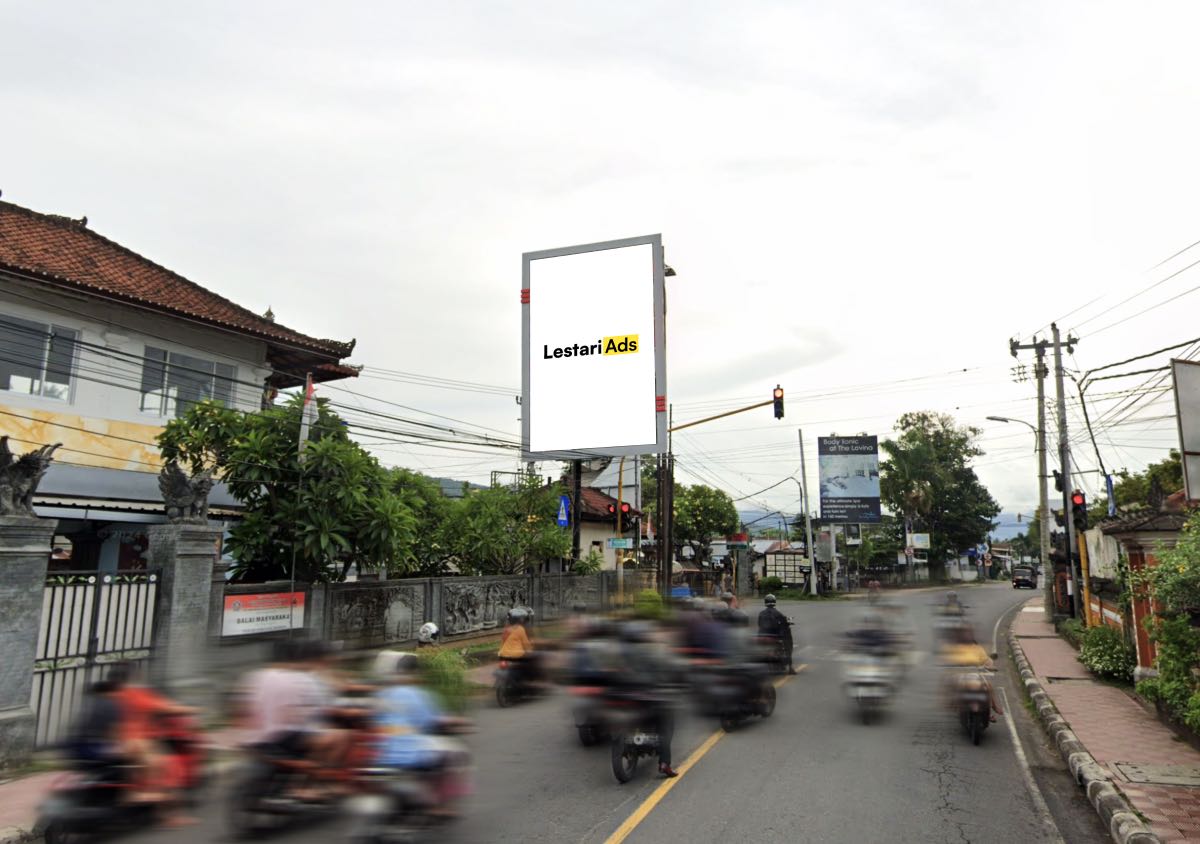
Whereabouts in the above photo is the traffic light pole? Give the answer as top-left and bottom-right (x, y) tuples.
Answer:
(798, 429), (817, 597)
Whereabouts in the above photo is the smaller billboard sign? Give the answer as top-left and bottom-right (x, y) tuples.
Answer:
(906, 532), (931, 550)
(818, 436), (882, 523)
(606, 537), (634, 549)
(223, 592), (304, 637)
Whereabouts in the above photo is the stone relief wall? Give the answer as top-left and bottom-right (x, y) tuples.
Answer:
(311, 571), (628, 648)
(328, 581), (425, 648)
(440, 577), (528, 637)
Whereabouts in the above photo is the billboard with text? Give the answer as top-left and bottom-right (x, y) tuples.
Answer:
(522, 235), (667, 460)
(818, 436), (881, 523)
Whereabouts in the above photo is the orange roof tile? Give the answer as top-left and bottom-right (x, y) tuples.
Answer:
(0, 200), (353, 358)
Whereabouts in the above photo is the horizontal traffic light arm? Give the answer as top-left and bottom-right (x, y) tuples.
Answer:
(669, 398), (774, 433)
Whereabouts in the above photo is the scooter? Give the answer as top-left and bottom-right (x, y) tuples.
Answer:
(40, 712), (207, 843)
(694, 662), (776, 732)
(347, 723), (471, 844)
(753, 619), (795, 675)
(956, 671), (992, 746)
(40, 762), (158, 844)
(225, 746), (347, 839)
(494, 658), (543, 708)
(843, 654), (896, 725)
(570, 682), (612, 746)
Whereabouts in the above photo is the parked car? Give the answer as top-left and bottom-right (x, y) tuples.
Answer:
(1011, 566), (1036, 589)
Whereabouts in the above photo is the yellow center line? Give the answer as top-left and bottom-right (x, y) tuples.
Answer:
(602, 665), (805, 844)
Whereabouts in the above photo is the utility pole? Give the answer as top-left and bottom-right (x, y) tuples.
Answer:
(799, 429), (817, 597)
(571, 458), (582, 564)
(1008, 336), (1054, 616)
(1051, 323), (1082, 619)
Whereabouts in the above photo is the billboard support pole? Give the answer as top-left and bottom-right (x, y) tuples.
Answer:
(572, 459), (582, 563)
(799, 429), (817, 597)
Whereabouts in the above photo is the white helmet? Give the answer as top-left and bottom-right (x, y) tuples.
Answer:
(417, 621), (440, 645)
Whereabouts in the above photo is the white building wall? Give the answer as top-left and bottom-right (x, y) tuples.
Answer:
(0, 277), (272, 423)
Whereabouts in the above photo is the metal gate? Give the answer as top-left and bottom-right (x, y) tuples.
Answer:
(32, 569), (160, 747)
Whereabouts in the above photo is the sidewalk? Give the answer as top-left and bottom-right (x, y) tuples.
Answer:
(1012, 598), (1200, 842)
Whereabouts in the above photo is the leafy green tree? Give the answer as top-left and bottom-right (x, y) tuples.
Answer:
(158, 396), (416, 582)
(674, 483), (739, 564)
(447, 475), (571, 575)
(880, 412), (1000, 580)
(387, 468), (456, 576)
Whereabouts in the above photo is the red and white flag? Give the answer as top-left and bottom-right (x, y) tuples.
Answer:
(298, 373), (317, 463)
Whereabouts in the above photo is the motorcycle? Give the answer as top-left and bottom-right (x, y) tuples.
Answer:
(753, 619), (794, 675)
(40, 711), (207, 843)
(606, 688), (666, 784)
(694, 662), (776, 732)
(40, 763), (159, 844)
(494, 657), (542, 708)
(347, 724), (471, 844)
(225, 745), (347, 839)
(569, 681), (612, 746)
(843, 654), (896, 725)
(956, 671), (992, 746)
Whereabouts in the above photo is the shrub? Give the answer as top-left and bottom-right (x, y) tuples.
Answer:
(573, 549), (604, 575)
(633, 589), (665, 620)
(1057, 618), (1085, 649)
(417, 646), (469, 713)
(759, 576), (784, 595)
(1078, 625), (1136, 682)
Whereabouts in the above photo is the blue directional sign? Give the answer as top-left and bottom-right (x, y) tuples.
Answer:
(557, 495), (571, 527)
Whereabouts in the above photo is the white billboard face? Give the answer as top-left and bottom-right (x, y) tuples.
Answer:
(523, 235), (666, 460)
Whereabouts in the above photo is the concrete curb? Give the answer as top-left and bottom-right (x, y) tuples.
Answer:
(1008, 630), (1161, 844)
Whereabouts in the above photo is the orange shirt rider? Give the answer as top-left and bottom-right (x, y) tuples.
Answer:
(498, 622), (533, 659)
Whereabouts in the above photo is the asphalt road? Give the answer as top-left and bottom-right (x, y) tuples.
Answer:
(118, 583), (1109, 844)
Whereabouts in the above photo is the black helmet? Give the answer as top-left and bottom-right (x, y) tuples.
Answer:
(764, 594), (777, 607)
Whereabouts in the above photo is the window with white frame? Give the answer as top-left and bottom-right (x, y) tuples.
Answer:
(139, 346), (237, 417)
(0, 314), (78, 401)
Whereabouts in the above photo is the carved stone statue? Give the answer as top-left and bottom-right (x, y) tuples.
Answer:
(158, 460), (214, 523)
(0, 437), (61, 518)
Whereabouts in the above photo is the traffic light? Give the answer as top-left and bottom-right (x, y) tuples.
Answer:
(1053, 509), (1065, 527)
(773, 385), (784, 420)
(1053, 470), (1064, 493)
(1071, 490), (1088, 532)
(606, 502), (632, 516)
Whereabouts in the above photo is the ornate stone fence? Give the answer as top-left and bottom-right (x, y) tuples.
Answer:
(303, 569), (659, 651)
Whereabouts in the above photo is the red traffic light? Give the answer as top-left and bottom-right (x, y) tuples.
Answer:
(773, 387), (784, 400)
(772, 385), (784, 420)
(606, 503), (616, 515)
(1071, 492), (1085, 506)
(621, 502), (631, 514)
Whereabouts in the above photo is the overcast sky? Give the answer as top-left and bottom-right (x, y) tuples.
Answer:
(5, 2), (1200, 536)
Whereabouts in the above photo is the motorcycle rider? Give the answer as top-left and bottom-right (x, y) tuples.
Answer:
(942, 627), (1004, 721)
(617, 621), (678, 778)
(498, 607), (539, 689)
(756, 595), (795, 674)
(372, 651), (471, 814)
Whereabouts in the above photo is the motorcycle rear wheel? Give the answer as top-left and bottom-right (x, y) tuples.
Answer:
(611, 738), (638, 784)
(760, 683), (777, 717)
(971, 714), (985, 746)
(495, 679), (515, 709)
